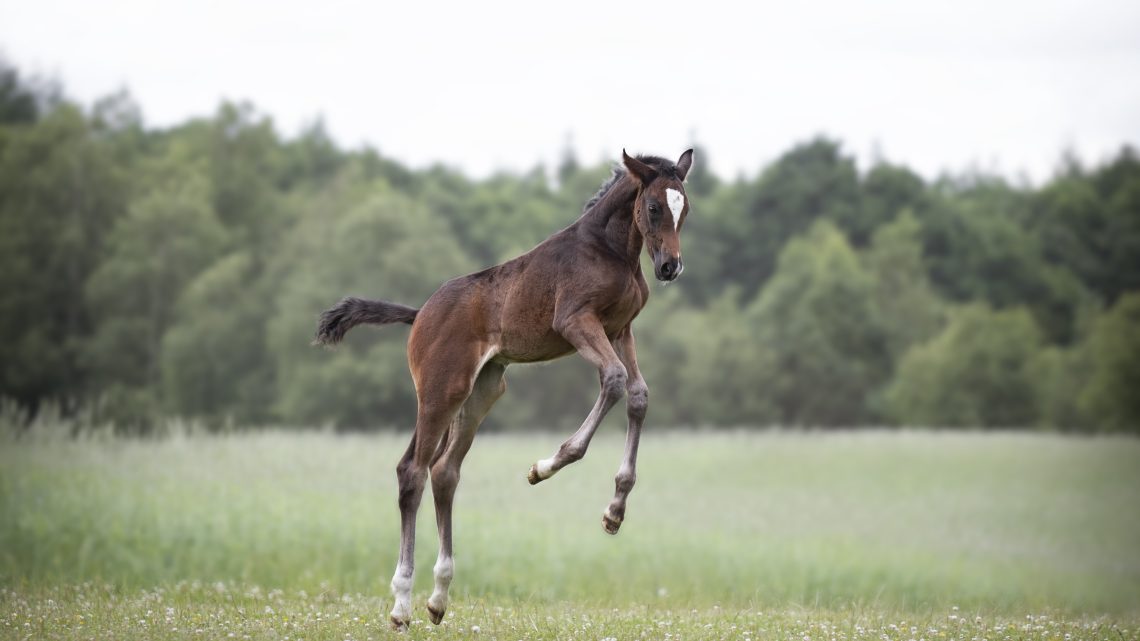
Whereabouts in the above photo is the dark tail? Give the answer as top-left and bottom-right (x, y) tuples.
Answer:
(313, 296), (419, 346)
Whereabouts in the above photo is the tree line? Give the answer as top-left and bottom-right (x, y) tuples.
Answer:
(1, 62), (1137, 432)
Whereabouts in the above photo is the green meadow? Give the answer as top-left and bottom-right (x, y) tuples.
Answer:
(2, 428), (1138, 639)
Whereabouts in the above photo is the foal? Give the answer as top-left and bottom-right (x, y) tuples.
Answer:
(314, 149), (693, 629)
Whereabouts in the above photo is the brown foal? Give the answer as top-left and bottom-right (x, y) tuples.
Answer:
(314, 149), (694, 629)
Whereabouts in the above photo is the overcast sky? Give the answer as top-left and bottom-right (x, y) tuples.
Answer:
(3, 0), (1139, 182)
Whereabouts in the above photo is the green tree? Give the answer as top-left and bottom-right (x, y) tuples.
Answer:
(918, 189), (1091, 344)
(1033, 175), (1105, 292)
(710, 138), (861, 301)
(863, 212), (946, 362)
(634, 287), (768, 426)
(457, 169), (561, 265)
(1096, 149), (1140, 301)
(1033, 345), (1091, 431)
(0, 60), (56, 124)
(160, 252), (274, 424)
(745, 221), (888, 426)
(885, 305), (1043, 427)
(1077, 292), (1140, 431)
(0, 103), (126, 410)
(85, 163), (225, 425)
(199, 102), (290, 253)
(858, 162), (927, 245)
(278, 118), (343, 190)
(269, 185), (477, 428)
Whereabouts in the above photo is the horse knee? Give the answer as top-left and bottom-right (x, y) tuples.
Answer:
(601, 364), (628, 402)
(627, 380), (648, 420)
(430, 464), (459, 500)
(614, 469), (636, 494)
(558, 441), (587, 463)
(396, 461), (425, 512)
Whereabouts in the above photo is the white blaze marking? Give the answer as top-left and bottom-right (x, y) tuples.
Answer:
(666, 188), (685, 229)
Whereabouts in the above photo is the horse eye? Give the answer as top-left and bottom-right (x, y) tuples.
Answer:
(648, 204), (658, 214)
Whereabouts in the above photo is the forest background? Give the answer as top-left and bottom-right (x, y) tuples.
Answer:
(2, 61), (1137, 434)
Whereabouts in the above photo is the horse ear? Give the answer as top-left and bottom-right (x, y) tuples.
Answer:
(622, 149), (656, 185)
(675, 148), (694, 181)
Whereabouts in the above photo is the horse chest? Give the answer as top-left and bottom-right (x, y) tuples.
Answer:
(599, 278), (647, 336)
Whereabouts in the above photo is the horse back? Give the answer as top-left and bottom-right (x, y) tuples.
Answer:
(410, 231), (647, 366)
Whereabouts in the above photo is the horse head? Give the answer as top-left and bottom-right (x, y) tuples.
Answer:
(622, 148), (693, 282)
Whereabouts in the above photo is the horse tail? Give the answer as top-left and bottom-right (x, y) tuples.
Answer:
(312, 296), (419, 346)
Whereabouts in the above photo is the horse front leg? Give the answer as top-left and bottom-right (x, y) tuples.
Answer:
(602, 325), (646, 535)
(528, 315), (627, 484)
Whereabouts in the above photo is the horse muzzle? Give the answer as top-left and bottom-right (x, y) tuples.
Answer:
(654, 255), (683, 282)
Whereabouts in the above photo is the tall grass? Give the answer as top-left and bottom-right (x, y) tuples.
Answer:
(1, 428), (1137, 615)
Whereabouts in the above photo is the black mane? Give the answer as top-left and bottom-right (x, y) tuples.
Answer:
(582, 155), (679, 213)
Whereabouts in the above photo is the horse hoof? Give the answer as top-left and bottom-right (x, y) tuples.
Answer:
(427, 604), (446, 625)
(601, 510), (622, 535)
(527, 464), (543, 485)
(390, 615), (410, 631)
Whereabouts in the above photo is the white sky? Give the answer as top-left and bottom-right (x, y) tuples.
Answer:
(2, 0), (1139, 183)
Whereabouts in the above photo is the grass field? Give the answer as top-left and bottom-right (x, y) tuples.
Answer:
(1, 427), (1138, 639)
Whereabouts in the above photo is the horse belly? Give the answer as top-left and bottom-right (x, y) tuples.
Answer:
(497, 329), (576, 364)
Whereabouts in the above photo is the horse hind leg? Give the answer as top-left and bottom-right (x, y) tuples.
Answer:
(426, 361), (506, 625)
(389, 432), (423, 628)
(388, 360), (478, 629)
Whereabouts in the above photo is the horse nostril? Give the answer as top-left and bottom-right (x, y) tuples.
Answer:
(661, 261), (674, 277)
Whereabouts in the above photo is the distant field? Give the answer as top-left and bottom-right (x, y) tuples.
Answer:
(1, 429), (1138, 639)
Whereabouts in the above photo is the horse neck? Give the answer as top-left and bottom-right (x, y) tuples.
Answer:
(579, 175), (643, 268)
